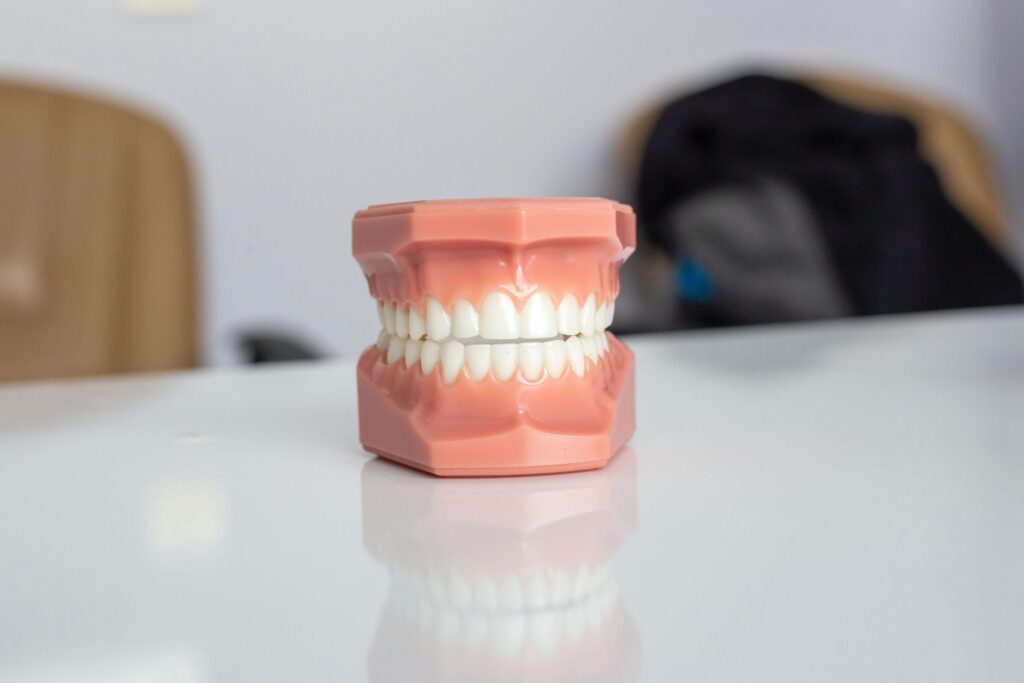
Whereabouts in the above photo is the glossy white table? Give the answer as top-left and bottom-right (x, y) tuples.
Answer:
(2, 308), (1022, 682)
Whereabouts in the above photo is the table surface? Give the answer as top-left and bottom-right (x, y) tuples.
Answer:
(1, 307), (1022, 682)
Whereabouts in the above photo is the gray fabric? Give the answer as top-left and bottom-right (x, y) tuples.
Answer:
(667, 178), (852, 323)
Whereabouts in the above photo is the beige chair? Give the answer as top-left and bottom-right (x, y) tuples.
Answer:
(0, 80), (197, 383)
(622, 71), (1010, 249)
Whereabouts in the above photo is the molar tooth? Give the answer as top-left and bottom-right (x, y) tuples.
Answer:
(386, 335), (405, 365)
(426, 297), (451, 341)
(408, 305), (426, 340)
(440, 340), (465, 384)
(465, 344), (491, 381)
(543, 339), (567, 378)
(520, 292), (557, 338)
(491, 343), (518, 381)
(420, 340), (440, 375)
(451, 298), (479, 339)
(518, 342), (544, 381)
(395, 304), (409, 338)
(383, 302), (397, 335)
(558, 295), (581, 336)
(479, 292), (519, 340)
(404, 338), (422, 368)
(376, 330), (389, 350)
(595, 303), (607, 332)
(565, 336), (585, 377)
(580, 294), (597, 335)
(581, 335), (598, 362)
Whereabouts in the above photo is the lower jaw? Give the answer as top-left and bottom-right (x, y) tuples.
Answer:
(357, 333), (636, 476)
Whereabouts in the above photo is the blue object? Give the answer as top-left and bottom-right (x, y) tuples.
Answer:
(675, 257), (715, 302)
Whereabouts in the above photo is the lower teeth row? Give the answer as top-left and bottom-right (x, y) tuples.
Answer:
(375, 332), (611, 384)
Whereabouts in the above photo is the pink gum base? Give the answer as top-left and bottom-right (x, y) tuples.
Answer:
(357, 333), (636, 477)
(360, 239), (628, 310)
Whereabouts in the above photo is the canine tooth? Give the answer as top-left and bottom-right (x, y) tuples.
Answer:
(383, 302), (397, 334)
(479, 292), (519, 340)
(408, 306), (426, 340)
(565, 336), (585, 377)
(543, 339), (567, 378)
(558, 295), (581, 336)
(420, 340), (440, 375)
(404, 338), (422, 368)
(595, 303), (607, 331)
(386, 336), (405, 365)
(518, 343), (544, 381)
(498, 575), (524, 610)
(376, 330), (389, 350)
(452, 298), (479, 338)
(441, 340), (465, 384)
(395, 304), (409, 338)
(520, 292), (557, 338)
(426, 297), (451, 341)
(491, 343), (518, 381)
(581, 335), (598, 362)
(580, 294), (596, 335)
(465, 344), (491, 381)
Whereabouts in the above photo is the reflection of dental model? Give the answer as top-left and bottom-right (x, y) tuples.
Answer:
(361, 450), (640, 681)
(352, 198), (637, 476)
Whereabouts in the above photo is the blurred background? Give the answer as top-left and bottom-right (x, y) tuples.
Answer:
(2, 0), (1023, 381)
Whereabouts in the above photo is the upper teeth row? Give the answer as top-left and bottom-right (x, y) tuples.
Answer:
(377, 293), (614, 341)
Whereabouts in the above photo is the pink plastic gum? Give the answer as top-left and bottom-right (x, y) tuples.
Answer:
(352, 198), (637, 477)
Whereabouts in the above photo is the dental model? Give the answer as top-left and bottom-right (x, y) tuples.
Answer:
(352, 198), (636, 476)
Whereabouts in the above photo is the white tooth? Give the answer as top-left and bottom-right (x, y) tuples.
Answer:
(479, 292), (519, 340)
(377, 301), (386, 329)
(473, 577), (498, 611)
(492, 615), (526, 656)
(595, 303), (607, 331)
(558, 295), (581, 336)
(491, 343), (518, 381)
(395, 304), (409, 338)
(498, 575), (524, 611)
(437, 607), (459, 644)
(566, 336), (585, 377)
(376, 330), (389, 350)
(519, 292), (557, 338)
(449, 571), (472, 611)
(383, 302), (397, 334)
(451, 298), (479, 338)
(465, 344), (491, 381)
(551, 570), (572, 605)
(420, 340), (440, 375)
(581, 335), (598, 362)
(429, 571), (446, 603)
(386, 336), (405, 365)
(404, 338), (421, 368)
(524, 572), (549, 610)
(572, 564), (591, 601)
(543, 339), (567, 379)
(426, 297), (451, 341)
(529, 612), (560, 652)
(580, 294), (596, 335)
(408, 305), (426, 340)
(518, 342), (543, 381)
(464, 614), (488, 648)
(441, 340), (465, 384)
(606, 301), (615, 328)
(565, 604), (585, 642)
(596, 332), (608, 356)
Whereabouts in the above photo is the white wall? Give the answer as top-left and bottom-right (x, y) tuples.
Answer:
(1, 0), (1019, 363)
